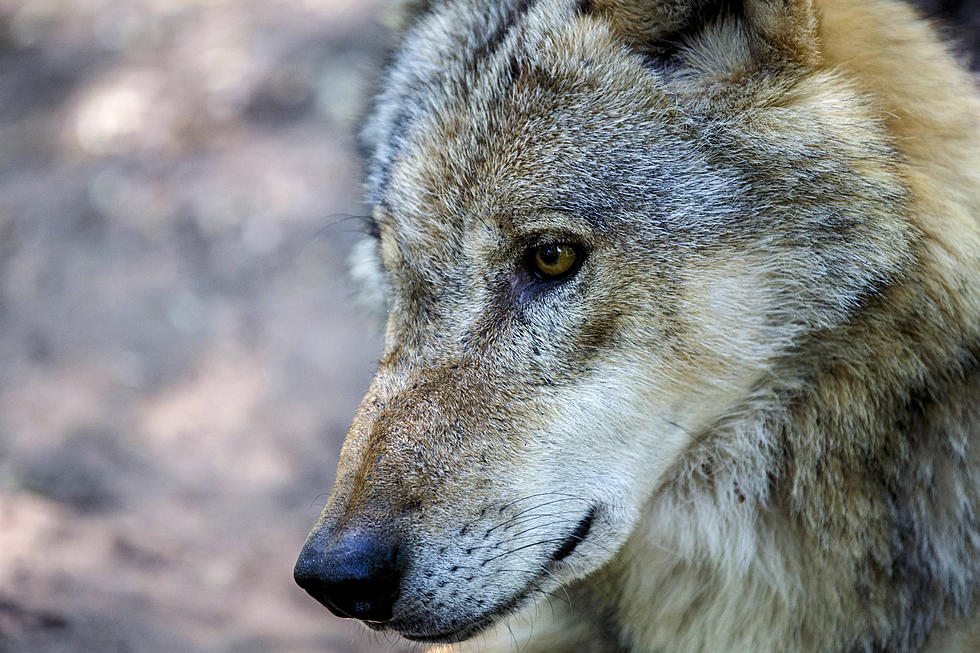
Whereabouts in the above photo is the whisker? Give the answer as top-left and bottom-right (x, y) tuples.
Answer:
(492, 518), (574, 544)
(475, 510), (588, 543)
(486, 497), (592, 534)
(490, 491), (594, 514)
(307, 492), (330, 511)
(481, 538), (576, 564)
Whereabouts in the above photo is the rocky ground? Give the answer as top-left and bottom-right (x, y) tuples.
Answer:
(0, 1), (975, 652)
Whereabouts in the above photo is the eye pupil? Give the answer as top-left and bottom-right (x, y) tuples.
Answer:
(531, 243), (579, 279)
(539, 246), (560, 265)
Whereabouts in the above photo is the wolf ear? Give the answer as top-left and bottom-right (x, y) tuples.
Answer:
(584, 0), (820, 69)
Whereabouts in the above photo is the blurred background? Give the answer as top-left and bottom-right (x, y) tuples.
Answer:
(0, 1), (975, 652)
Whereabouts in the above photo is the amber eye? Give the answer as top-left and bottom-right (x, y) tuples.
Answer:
(530, 243), (580, 280)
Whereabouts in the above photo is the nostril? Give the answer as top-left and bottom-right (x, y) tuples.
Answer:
(294, 530), (402, 624)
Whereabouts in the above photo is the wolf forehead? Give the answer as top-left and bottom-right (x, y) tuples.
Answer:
(358, 0), (905, 256)
(360, 0), (734, 231)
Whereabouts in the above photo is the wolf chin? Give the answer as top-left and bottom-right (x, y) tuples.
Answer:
(293, 0), (980, 651)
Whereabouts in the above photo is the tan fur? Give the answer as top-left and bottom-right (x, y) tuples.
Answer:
(297, 0), (980, 651)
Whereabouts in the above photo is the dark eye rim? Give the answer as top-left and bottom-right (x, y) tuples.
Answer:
(523, 242), (588, 283)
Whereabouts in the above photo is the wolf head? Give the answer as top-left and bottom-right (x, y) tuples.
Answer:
(295, 0), (914, 643)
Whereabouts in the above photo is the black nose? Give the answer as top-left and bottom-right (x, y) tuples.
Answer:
(293, 529), (402, 623)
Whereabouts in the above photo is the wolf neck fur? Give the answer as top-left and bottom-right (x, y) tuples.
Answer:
(592, 3), (980, 651)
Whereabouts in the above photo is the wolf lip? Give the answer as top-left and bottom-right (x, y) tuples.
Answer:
(395, 599), (521, 643)
(400, 507), (599, 642)
(400, 619), (492, 643)
(550, 505), (597, 562)
(396, 556), (558, 643)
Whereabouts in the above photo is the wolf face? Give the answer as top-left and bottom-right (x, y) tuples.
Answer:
(294, 0), (979, 649)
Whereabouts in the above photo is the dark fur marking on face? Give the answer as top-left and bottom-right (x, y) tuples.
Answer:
(572, 308), (625, 366)
(403, 498), (423, 512)
(474, 0), (534, 65)
(904, 339), (980, 421)
(372, 99), (418, 204)
(373, 0), (541, 204)
(505, 46), (525, 89)
(366, 215), (381, 240)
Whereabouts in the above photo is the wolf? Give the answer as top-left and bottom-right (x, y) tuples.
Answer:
(294, 0), (980, 651)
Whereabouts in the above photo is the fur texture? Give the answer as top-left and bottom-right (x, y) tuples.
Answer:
(299, 0), (980, 651)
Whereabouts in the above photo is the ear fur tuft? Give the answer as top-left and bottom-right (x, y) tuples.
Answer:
(583, 0), (712, 49)
(584, 0), (820, 68)
(745, 0), (820, 66)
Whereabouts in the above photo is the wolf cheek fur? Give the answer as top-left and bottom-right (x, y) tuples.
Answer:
(294, 0), (980, 651)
